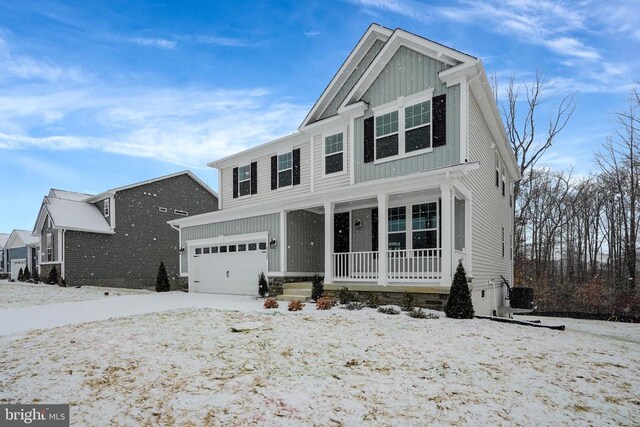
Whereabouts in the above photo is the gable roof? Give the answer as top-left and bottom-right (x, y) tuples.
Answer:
(49, 189), (94, 201)
(5, 229), (39, 249)
(45, 197), (113, 234)
(0, 233), (9, 249)
(300, 23), (393, 127)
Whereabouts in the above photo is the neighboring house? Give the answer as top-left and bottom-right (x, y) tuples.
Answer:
(4, 230), (40, 280)
(168, 24), (519, 316)
(32, 171), (218, 289)
(0, 232), (11, 276)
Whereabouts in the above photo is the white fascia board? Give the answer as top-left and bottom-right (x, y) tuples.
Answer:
(169, 162), (479, 228)
(207, 132), (308, 169)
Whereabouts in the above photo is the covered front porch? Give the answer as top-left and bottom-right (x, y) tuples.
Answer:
(283, 181), (471, 289)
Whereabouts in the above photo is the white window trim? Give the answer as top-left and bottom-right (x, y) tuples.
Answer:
(387, 198), (440, 253)
(276, 151), (294, 189)
(321, 131), (347, 178)
(237, 164), (253, 199)
(372, 89), (434, 165)
(103, 198), (110, 218)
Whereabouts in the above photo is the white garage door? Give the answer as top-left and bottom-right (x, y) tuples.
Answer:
(190, 239), (268, 295)
(10, 259), (26, 281)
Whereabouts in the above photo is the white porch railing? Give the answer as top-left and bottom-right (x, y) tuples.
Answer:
(387, 249), (441, 280)
(333, 251), (378, 280)
(332, 249), (441, 281)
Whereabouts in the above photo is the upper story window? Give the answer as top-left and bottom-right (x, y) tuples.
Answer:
(324, 133), (344, 175)
(238, 164), (251, 197)
(277, 152), (293, 187)
(375, 99), (432, 162)
(103, 199), (110, 218)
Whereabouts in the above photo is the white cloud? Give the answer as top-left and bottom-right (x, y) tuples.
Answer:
(128, 37), (177, 49)
(304, 31), (321, 37)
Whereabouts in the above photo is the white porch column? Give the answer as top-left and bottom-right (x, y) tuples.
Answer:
(280, 209), (287, 273)
(324, 201), (334, 284)
(440, 182), (453, 286)
(377, 193), (388, 286)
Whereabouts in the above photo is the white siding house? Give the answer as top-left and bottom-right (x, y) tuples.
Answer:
(169, 24), (519, 316)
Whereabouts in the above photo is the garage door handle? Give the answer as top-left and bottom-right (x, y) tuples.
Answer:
(226, 270), (230, 277)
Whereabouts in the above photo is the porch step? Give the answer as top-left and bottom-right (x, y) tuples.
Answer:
(282, 281), (312, 290)
(281, 288), (312, 298)
(276, 294), (311, 302)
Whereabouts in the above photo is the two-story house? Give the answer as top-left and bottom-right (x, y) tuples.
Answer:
(0, 233), (9, 277)
(33, 171), (218, 289)
(168, 24), (519, 316)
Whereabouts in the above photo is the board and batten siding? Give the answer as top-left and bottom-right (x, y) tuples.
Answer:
(287, 210), (324, 272)
(354, 46), (460, 183)
(318, 39), (386, 121)
(40, 215), (57, 262)
(181, 213), (280, 273)
(221, 142), (311, 210)
(313, 125), (351, 192)
(462, 92), (514, 315)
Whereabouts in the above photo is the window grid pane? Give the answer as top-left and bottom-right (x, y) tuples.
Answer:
(376, 111), (399, 137)
(278, 152), (292, 171)
(405, 101), (430, 129)
(325, 133), (343, 155)
(412, 203), (437, 230)
(388, 207), (406, 232)
(239, 165), (251, 181)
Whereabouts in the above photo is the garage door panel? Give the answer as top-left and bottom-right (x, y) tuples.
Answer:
(190, 239), (267, 296)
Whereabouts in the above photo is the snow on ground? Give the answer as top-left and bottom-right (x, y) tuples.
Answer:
(1, 294), (638, 426)
(0, 280), (149, 309)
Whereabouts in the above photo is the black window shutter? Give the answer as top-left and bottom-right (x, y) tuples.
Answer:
(250, 161), (257, 194)
(232, 167), (239, 199)
(292, 148), (301, 185)
(271, 155), (278, 190)
(364, 117), (374, 163)
(432, 94), (447, 147)
(371, 208), (378, 251)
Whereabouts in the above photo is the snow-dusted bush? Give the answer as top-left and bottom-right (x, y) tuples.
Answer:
(444, 261), (474, 319)
(365, 292), (379, 308)
(22, 266), (31, 281)
(378, 306), (400, 315)
(288, 300), (304, 311)
(407, 308), (439, 319)
(343, 301), (365, 311)
(264, 298), (279, 309)
(338, 286), (357, 305)
(258, 272), (268, 297)
(316, 296), (334, 310)
(156, 261), (170, 292)
(401, 291), (415, 311)
(17, 268), (24, 282)
(311, 274), (324, 301)
(47, 266), (59, 285)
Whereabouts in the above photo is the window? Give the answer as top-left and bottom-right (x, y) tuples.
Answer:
(376, 111), (399, 159)
(501, 163), (506, 197)
(195, 248), (202, 255)
(174, 209), (188, 216)
(238, 244), (247, 252)
(248, 243), (257, 251)
(324, 133), (344, 174)
(412, 203), (438, 251)
(211, 246), (218, 253)
(509, 180), (513, 207)
(495, 151), (500, 188)
(388, 207), (406, 250)
(229, 245), (237, 252)
(404, 100), (431, 153)
(258, 242), (267, 250)
(375, 97), (432, 161)
(103, 199), (110, 218)
(219, 246), (227, 253)
(238, 164), (251, 197)
(454, 198), (465, 251)
(277, 152), (293, 187)
(501, 227), (505, 258)
(46, 233), (53, 262)
(203, 247), (210, 254)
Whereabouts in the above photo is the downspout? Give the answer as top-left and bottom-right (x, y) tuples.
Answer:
(61, 229), (66, 279)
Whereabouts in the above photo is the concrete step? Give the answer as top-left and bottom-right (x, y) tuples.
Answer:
(283, 281), (312, 290)
(282, 288), (312, 298)
(276, 294), (310, 302)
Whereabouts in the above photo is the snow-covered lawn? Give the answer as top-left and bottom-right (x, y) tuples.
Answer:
(1, 298), (638, 426)
(0, 280), (149, 309)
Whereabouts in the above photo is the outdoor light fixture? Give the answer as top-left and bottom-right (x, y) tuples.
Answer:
(178, 247), (185, 254)
(269, 238), (277, 248)
(354, 219), (362, 229)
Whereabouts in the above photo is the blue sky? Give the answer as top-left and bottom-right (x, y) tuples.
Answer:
(0, 0), (638, 232)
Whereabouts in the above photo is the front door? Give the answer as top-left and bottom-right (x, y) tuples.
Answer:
(334, 212), (350, 277)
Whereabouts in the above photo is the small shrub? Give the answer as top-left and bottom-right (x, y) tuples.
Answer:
(311, 274), (324, 301)
(57, 276), (67, 287)
(156, 261), (170, 292)
(378, 306), (400, 315)
(316, 296), (334, 310)
(343, 301), (365, 311)
(365, 292), (379, 308)
(258, 272), (269, 297)
(401, 291), (416, 311)
(264, 298), (279, 309)
(444, 262), (474, 319)
(338, 286), (356, 305)
(47, 266), (59, 285)
(17, 268), (24, 282)
(23, 266), (31, 281)
(406, 308), (440, 319)
(288, 300), (304, 311)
